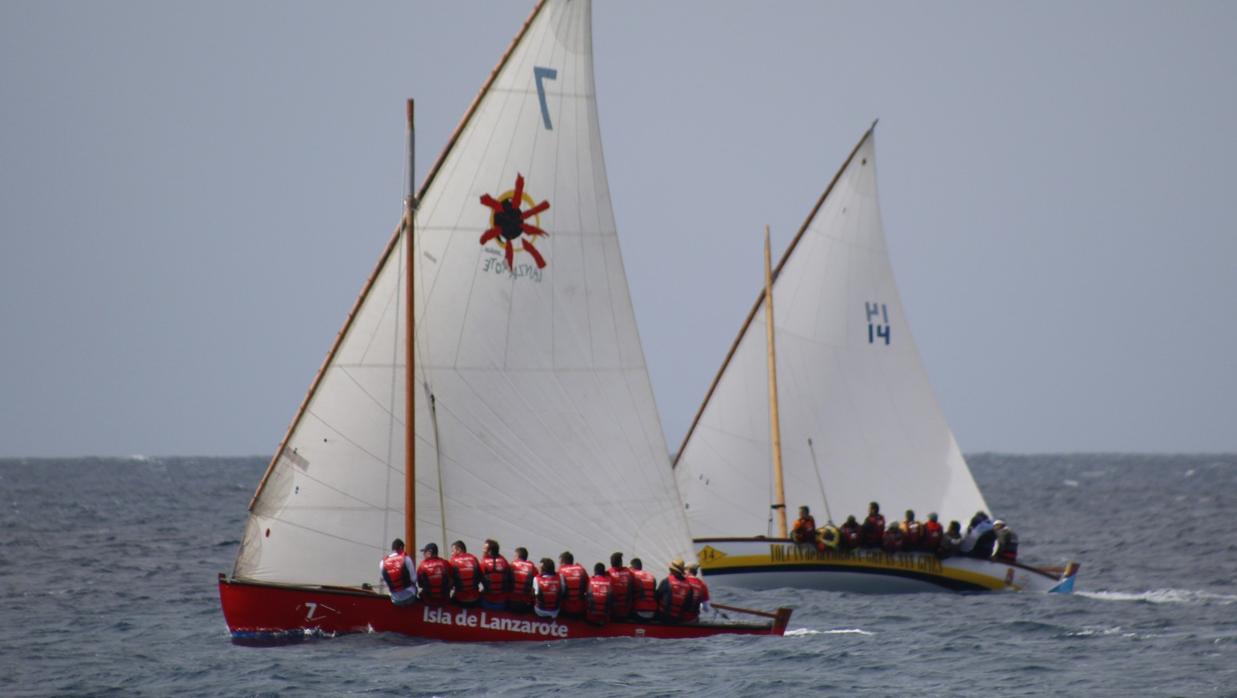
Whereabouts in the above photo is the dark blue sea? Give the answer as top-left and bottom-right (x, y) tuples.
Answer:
(2, 454), (1234, 697)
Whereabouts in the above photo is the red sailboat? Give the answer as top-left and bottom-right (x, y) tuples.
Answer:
(219, 0), (790, 642)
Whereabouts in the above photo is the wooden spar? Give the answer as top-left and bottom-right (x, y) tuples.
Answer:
(764, 226), (787, 539)
(673, 121), (878, 468)
(711, 602), (782, 620)
(246, 0), (548, 512)
(404, 99), (416, 552)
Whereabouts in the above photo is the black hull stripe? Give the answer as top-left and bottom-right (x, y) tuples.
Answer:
(704, 564), (992, 593)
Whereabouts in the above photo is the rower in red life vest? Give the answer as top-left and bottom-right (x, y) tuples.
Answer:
(881, 522), (905, 553)
(532, 557), (562, 619)
(683, 563), (711, 622)
(628, 557), (658, 622)
(449, 540), (482, 607)
(900, 509), (923, 550)
(584, 563), (613, 626)
(861, 501), (886, 548)
(415, 542), (451, 607)
(479, 538), (513, 611)
(379, 538), (417, 606)
(507, 546), (538, 613)
(606, 552), (635, 621)
(791, 505), (817, 544)
(921, 512), (944, 552)
(839, 515), (862, 550)
(656, 559), (695, 624)
(557, 551), (588, 618)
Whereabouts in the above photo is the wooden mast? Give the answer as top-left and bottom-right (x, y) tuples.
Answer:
(764, 225), (787, 539)
(404, 99), (416, 551)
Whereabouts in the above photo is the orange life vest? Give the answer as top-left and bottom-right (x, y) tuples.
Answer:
(416, 557), (451, 605)
(684, 575), (709, 622)
(480, 554), (510, 605)
(559, 563), (588, 614)
(792, 515), (817, 543)
(509, 558), (537, 606)
(630, 568), (657, 614)
(535, 573), (562, 612)
(585, 575), (612, 625)
(451, 552), (482, 603)
(382, 552), (412, 591)
(659, 574), (694, 623)
(607, 566), (634, 618)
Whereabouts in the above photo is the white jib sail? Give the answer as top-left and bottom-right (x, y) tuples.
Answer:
(235, 0), (693, 588)
(673, 129), (989, 539)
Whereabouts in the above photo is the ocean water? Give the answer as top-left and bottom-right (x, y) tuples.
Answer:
(1, 454), (1234, 697)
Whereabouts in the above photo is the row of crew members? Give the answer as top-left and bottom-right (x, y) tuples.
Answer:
(790, 503), (1019, 562)
(380, 539), (711, 625)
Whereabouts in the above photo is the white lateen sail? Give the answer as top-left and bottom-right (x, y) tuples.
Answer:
(674, 127), (989, 539)
(235, 0), (693, 589)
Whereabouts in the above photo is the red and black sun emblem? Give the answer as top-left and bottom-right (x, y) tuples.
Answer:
(479, 173), (551, 269)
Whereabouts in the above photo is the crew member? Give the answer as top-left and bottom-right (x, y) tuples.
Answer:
(791, 505), (817, 544)
(656, 559), (695, 624)
(882, 521), (905, 553)
(557, 551), (588, 618)
(900, 510), (923, 550)
(861, 501), (886, 548)
(449, 540), (482, 607)
(961, 512), (996, 558)
(992, 520), (1019, 562)
(607, 552), (635, 621)
(921, 512), (943, 552)
(508, 546), (538, 613)
(379, 538), (417, 606)
(839, 515), (862, 550)
(684, 563), (712, 622)
(584, 563), (613, 626)
(628, 557), (658, 622)
(532, 558), (562, 619)
(479, 538), (512, 611)
(937, 520), (963, 558)
(416, 542), (451, 606)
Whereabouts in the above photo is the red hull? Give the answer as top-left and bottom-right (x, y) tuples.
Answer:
(219, 574), (790, 643)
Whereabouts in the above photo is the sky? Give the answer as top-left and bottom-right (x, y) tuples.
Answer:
(2, 1), (1235, 458)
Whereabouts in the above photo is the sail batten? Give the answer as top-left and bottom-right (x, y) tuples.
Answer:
(236, 0), (692, 589)
(675, 127), (989, 539)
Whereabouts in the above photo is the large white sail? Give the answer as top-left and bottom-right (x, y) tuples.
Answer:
(674, 129), (989, 539)
(235, 0), (693, 588)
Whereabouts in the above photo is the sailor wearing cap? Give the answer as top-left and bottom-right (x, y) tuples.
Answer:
(416, 542), (452, 606)
(992, 520), (1019, 563)
(655, 558), (695, 624)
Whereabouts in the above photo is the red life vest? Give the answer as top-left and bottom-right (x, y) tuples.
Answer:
(630, 568), (657, 614)
(535, 574), (562, 612)
(684, 575), (709, 622)
(840, 524), (861, 549)
(451, 552), (482, 603)
(585, 575), (612, 625)
(882, 528), (903, 554)
(607, 566), (634, 618)
(416, 557), (451, 605)
(382, 552), (412, 591)
(922, 520), (943, 550)
(480, 554), (510, 605)
(902, 521), (923, 548)
(791, 516), (817, 543)
(660, 574), (693, 622)
(559, 563), (588, 614)
(863, 514), (886, 546)
(509, 559), (537, 606)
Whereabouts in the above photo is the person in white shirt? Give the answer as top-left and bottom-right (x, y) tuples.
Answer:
(379, 538), (418, 606)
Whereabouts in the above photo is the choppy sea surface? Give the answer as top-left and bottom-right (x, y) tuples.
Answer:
(1, 454), (1235, 697)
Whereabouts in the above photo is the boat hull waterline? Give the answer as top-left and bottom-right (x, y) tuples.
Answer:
(219, 575), (791, 643)
(695, 539), (1079, 593)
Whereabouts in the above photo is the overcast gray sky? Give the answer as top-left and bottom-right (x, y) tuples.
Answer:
(2, 1), (1234, 458)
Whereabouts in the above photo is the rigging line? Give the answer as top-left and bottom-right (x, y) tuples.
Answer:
(429, 391), (448, 551)
(807, 437), (833, 524)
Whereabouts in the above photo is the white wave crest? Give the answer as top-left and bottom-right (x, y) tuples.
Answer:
(1079, 589), (1237, 605)
(785, 627), (874, 636)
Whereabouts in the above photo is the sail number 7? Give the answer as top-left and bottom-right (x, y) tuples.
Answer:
(534, 66), (558, 130)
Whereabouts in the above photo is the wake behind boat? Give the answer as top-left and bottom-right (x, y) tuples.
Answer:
(218, 0), (789, 642)
(674, 125), (1080, 594)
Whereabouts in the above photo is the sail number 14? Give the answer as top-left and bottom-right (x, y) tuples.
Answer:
(867, 302), (891, 345)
